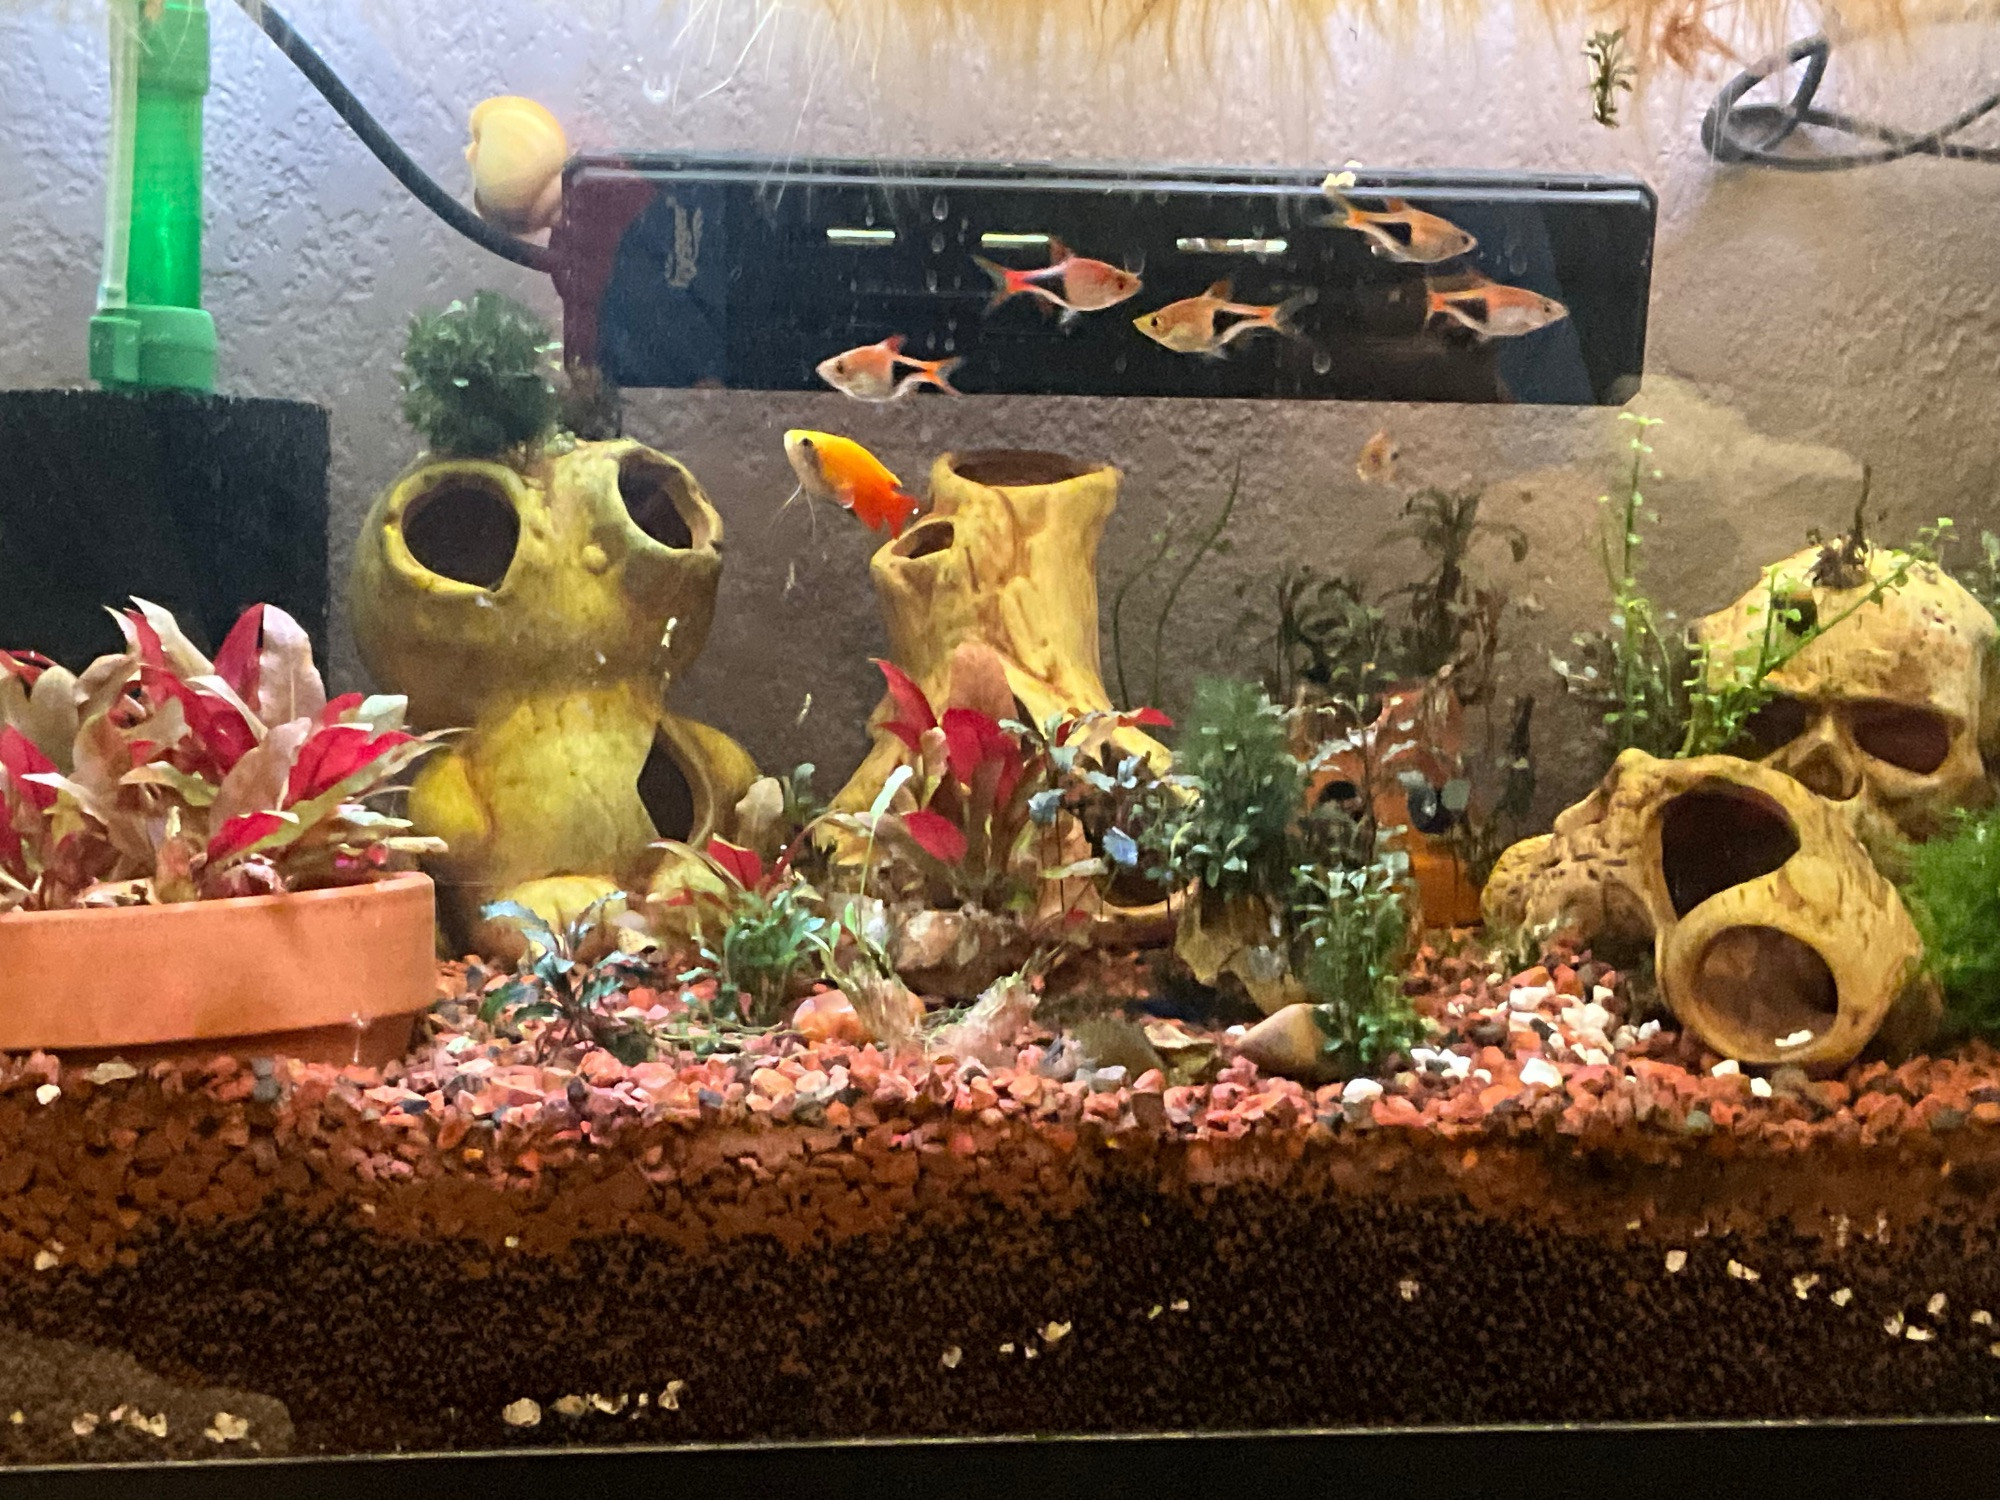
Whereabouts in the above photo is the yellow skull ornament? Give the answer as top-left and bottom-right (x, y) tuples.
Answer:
(349, 439), (758, 955)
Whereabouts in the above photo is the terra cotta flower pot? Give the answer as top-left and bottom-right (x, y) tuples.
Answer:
(0, 872), (437, 1066)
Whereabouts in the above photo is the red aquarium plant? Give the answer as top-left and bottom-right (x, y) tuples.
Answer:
(0, 599), (442, 913)
(0, 599), (447, 1064)
(868, 656), (1172, 913)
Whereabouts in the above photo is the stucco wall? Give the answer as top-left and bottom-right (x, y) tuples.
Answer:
(5, 1), (2000, 815)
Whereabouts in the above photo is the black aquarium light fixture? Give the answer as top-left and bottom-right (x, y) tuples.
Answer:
(549, 155), (1654, 406)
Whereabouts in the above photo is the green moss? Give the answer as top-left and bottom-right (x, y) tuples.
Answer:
(399, 292), (559, 458)
(1901, 808), (2000, 1038)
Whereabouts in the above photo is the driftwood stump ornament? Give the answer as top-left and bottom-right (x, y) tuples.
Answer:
(1483, 750), (1934, 1067)
(349, 439), (757, 955)
(833, 451), (1170, 813)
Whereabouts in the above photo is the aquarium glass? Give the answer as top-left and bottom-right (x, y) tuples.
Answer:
(3, 0), (2000, 1466)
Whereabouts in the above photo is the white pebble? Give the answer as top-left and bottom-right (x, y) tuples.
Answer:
(1792, 1274), (1820, 1299)
(1578, 1047), (1611, 1068)
(660, 1380), (685, 1410)
(1398, 1278), (1421, 1301)
(83, 1061), (137, 1085)
(1519, 1058), (1564, 1090)
(589, 1393), (626, 1414)
(1444, 1053), (1472, 1079)
(999, 1342), (1015, 1355)
(1341, 1077), (1385, 1105)
(1831, 1288), (1854, 1307)
(1509, 984), (1554, 1011)
(1665, 1250), (1687, 1274)
(1884, 1312), (1906, 1337)
(1637, 1020), (1662, 1041)
(72, 1413), (98, 1437)
(1711, 1059), (1741, 1078)
(33, 1085), (58, 1107)
(205, 1412), (250, 1443)
(1410, 1048), (1440, 1068)
(1989, 1342), (2000, 1358)
(1472, 1069), (1493, 1085)
(552, 1396), (586, 1417)
(501, 1399), (541, 1428)
(32, 1251), (58, 1272)
(1041, 1321), (1071, 1344)
(1906, 1325), (1936, 1343)
(1776, 1028), (1816, 1049)
(940, 1347), (962, 1369)
(1592, 985), (1616, 1005)
(1928, 1293), (1948, 1317)
(1972, 1310), (1993, 1327)
(1750, 1077), (1773, 1099)
(1726, 1260), (1760, 1282)
(1170, 1299), (1190, 1313)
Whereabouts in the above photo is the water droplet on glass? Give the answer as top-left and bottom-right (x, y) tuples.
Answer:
(864, 206), (876, 226)
(1113, 354), (1128, 373)
(925, 269), (938, 292)
(946, 317), (958, 332)
(1312, 349), (1332, 374)
(931, 196), (949, 220)
(930, 230), (946, 254)
(943, 337), (956, 352)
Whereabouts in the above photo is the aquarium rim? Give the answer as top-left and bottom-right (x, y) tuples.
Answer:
(564, 153), (1659, 213)
(3, 1416), (1995, 1499)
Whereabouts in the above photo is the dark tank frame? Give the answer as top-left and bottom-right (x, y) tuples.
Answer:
(552, 157), (1654, 405)
(0, 1419), (1993, 1498)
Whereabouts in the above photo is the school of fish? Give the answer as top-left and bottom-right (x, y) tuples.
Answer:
(797, 184), (1570, 537)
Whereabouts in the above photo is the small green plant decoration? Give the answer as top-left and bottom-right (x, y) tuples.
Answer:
(1162, 678), (1305, 906)
(1900, 808), (2000, 1039)
(1293, 861), (1423, 1076)
(1381, 486), (1528, 690)
(479, 897), (658, 1063)
(399, 291), (560, 458)
(1553, 412), (1690, 763)
(1585, 28), (1638, 128)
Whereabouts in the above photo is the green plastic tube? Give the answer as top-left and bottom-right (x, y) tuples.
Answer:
(90, 0), (217, 392)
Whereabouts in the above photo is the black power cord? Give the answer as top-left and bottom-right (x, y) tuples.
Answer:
(1704, 34), (2000, 168)
(232, 0), (558, 272)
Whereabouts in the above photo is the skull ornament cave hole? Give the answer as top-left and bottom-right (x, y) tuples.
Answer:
(1683, 925), (1839, 1052)
(1659, 787), (1799, 917)
(399, 476), (520, 589)
(637, 730), (698, 843)
(618, 451), (700, 551)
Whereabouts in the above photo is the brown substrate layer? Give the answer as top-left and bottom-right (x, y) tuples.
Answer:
(7, 1182), (2000, 1458)
(5, 953), (2000, 1458)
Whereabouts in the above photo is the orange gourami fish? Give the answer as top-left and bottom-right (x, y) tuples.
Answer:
(1132, 281), (1315, 357)
(974, 238), (1143, 319)
(1319, 188), (1477, 265)
(815, 336), (962, 402)
(1425, 275), (1569, 339)
(783, 431), (923, 538)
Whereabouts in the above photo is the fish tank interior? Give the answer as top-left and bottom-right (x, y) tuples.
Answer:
(7, 0), (2000, 1479)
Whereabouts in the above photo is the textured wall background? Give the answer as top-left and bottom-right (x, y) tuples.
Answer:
(4, 1), (2000, 814)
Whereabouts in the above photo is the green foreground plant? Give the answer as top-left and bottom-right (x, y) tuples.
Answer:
(1899, 807), (2000, 1040)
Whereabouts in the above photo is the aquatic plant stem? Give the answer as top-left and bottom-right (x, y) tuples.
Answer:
(1110, 525), (1174, 711)
(1149, 456), (1242, 711)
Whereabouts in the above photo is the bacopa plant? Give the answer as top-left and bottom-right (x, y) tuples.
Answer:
(0, 600), (442, 913)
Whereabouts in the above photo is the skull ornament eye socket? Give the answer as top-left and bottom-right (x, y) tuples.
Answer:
(1845, 701), (1953, 775)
